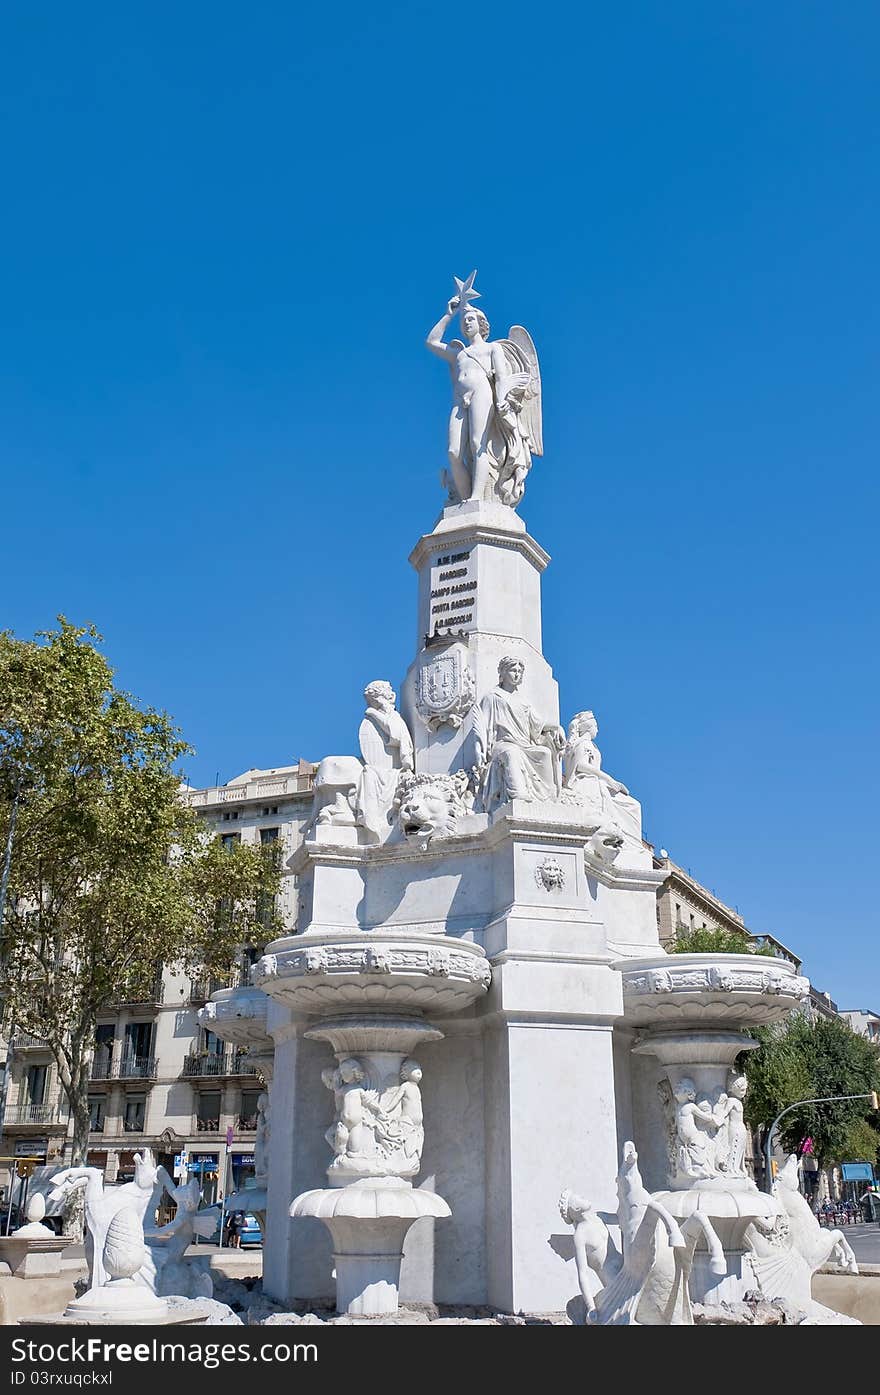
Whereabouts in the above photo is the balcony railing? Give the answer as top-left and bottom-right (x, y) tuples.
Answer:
(183, 1054), (226, 1076)
(229, 1052), (259, 1076)
(110, 974), (165, 1009)
(237, 1115), (258, 1131)
(186, 768), (315, 809)
(182, 1051), (260, 1078)
(123, 1118), (145, 1133)
(118, 1055), (157, 1080)
(196, 1117), (220, 1132)
(188, 977), (231, 1005)
(10, 1031), (49, 1050)
(90, 1057), (113, 1080)
(4, 1103), (69, 1126)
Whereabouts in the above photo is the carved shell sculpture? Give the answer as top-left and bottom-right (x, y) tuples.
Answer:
(103, 1206), (145, 1281)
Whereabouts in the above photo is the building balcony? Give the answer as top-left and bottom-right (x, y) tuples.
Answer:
(123, 1118), (145, 1133)
(188, 977), (231, 1006)
(10, 1031), (49, 1050)
(182, 1051), (259, 1078)
(109, 974), (165, 1010)
(118, 1055), (157, 1080)
(195, 1117), (221, 1133)
(228, 1052), (259, 1076)
(183, 1053), (227, 1077)
(4, 1103), (69, 1127)
(90, 1057), (113, 1081)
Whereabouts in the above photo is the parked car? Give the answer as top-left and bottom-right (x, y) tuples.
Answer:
(196, 1205), (262, 1247)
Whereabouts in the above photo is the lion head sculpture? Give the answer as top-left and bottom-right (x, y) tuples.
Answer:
(393, 770), (471, 844)
(586, 822), (625, 866)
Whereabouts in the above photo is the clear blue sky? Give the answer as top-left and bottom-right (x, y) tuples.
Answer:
(2, 5), (877, 1009)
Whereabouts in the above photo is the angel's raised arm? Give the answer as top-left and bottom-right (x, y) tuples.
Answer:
(426, 300), (460, 361)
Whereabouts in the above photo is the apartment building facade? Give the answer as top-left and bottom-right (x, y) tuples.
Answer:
(839, 1008), (880, 1043)
(0, 761), (315, 1205)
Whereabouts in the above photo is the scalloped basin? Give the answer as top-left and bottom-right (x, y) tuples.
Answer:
(615, 953), (810, 1029)
(254, 931), (492, 1016)
(198, 985), (272, 1052)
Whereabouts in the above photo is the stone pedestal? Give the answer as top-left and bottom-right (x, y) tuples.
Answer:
(481, 951), (625, 1313)
(0, 1234), (75, 1278)
(62, 1281), (170, 1322)
(402, 502), (558, 777)
(292, 1181), (451, 1316)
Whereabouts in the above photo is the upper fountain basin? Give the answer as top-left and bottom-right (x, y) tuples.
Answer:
(253, 930), (492, 1016)
(615, 953), (810, 1028)
(197, 985), (272, 1052)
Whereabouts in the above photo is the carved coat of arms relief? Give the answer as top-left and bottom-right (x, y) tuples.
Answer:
(415, 644), (476, 732)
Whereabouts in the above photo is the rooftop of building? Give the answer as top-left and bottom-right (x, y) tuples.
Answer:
(652, 850), (805, 972)
(183, 759), (316, 807)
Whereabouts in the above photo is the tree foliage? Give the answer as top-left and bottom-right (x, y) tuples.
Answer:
(743, 1013), (880, 1168)
(670, 925), (775, 957)
(0, 619), (281, 1162)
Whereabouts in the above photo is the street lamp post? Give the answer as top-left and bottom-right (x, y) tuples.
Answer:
(763, 1091), (880, 1193)
(0, 780), (24, 1221)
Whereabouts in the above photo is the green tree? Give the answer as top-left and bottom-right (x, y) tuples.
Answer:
(670, 925), (775, 956)
(840, 1117), (880, 1168)
(0, 619), (281, 1163)
(743, 1013), (880, 1168)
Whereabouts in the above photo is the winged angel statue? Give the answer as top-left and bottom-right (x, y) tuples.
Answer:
(426, 271), (543, 508)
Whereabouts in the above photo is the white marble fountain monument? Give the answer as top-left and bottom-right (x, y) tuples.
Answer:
(202, 272), (846, 1322)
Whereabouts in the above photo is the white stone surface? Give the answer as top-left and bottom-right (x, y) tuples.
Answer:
(48, 1150), (162, 1291)
(474, 657), (564, 809)
(355, 681), (414, 843)
(63, 1206), (169, 1321)
(402, 505), (558, 778)
(562, 710), (643, 850)
(426, 272), (542, 508)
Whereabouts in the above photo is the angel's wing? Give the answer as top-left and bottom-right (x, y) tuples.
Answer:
(501, 326), (543, 456)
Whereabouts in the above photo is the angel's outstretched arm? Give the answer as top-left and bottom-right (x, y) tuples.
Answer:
(426, 300), (459, 360)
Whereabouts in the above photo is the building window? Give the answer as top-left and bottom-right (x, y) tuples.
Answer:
(123, 1023), (153, 1070)
(88, 1096), (105, 1133)
(25, 1064), (48, 1106)
(260, 827), (280, 845)
(239, 1089), (261, 1130)
(197, 1092), (221, 1132)
(93, 1024), (114, 1077)
(124, 1098), (145, 1133)
(221, 832), (240, 850)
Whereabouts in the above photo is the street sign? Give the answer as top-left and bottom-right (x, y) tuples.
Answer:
(14, 1138), (46, 1158)
(841, 1162), (875, 1182)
